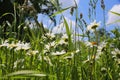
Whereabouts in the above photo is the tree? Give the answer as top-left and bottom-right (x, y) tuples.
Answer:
(0, 0), (58, 39)
(0, 0), (57, 24)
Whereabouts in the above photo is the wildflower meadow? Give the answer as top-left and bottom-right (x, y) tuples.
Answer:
(0, 0), (120, 80)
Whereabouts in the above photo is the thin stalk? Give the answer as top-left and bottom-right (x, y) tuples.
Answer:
(5, 48), (8, 74)
(11, 49), (15, 72)
(73, 0), (78, 67)
(30, 55), (33, 69)
(94, 29), (98, 79)
(56, 56), (60, 80)
(13, 3), (17, 32)
(103, 8), (106, 38)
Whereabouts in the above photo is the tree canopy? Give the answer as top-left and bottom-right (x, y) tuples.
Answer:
(0, 0), (58, 25)
(0, 0), (59, 39)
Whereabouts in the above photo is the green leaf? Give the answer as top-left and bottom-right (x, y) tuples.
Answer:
(0, 13), (14, 19)
(63, 17), (71, 35)
(51, 7), (72, 17)
(63, 16), (73, 51)
(29, 74), (47, 77)
(5, 70), (46, 77)
(75, 34), (87, 37)
(110, 11), (120, 16)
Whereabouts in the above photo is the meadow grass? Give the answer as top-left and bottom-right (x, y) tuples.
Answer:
(0, 0), (120, 80)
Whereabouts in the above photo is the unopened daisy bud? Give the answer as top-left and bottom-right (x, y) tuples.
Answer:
(101, 0), (105, 9)
(24, 26), (27, 30)
(70, 7), (76, 15)
(27, 50), (39, 56)
(117, 60), (120, 66)
(101, 67), (107, 74)
(80, 13), (83, 19)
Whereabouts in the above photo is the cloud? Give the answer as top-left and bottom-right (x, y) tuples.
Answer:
(107, 4), (120, 26)
(37, 0), (82, 40)
(59, 0), (79, 8)
(37, 0), (80, 27)
(52, 17), (80, 34)
(53, 0), (80, 33)
(59, 0), (80, 18)
(52, 17), (74, 34)
(37, 14), (54, 28)
(52, 17), (82, 41)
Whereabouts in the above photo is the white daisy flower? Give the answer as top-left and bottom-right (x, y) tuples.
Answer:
(26, 50), (39, 56)
(61, 34), (68, 39)
(58, 34), (69, 45)
(0, 40), (9, 48)
(45, 32), (55, 39)
(45, 44), (50, 50)
(85, 41), (97, 47)
(45, 41), (56, 50)
(15, 41), (31, 51)
(7, 41), (17, 49)
(111, 48), (120, 59)
(97, 41), (107, 52)
(95, 41), (107, 59)
(51, 50), (66, 56)
(87, 20), (100, 32)
(58, 39), (68, 45)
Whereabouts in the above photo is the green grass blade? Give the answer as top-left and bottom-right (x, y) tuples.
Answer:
(63, 17), (71, 35)
(51, 7), (71, 17)
(5, 70), (46, 77)
(110, 11), (120, 16)
(63, 16), (73, 50)
(0, 13), (14, 19)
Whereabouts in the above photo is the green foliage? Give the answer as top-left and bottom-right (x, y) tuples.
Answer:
(51, 7), (71, 17)
(0, 0), (120, 80)
(110, 11), (120, 16)
(63, 17), (73, 51)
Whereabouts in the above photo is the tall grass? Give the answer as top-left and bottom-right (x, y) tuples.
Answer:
(0, 0), (120, 80)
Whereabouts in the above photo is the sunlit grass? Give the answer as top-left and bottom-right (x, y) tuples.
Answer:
(0, 0), (120, 80)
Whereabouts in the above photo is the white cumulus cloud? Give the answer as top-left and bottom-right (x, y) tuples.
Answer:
(52, 17), (80, 34)
(37, 0), (80, 31)
(59, 0), (80, 18)
(52, 17), (82, 41)
(107, 4), (120, 26)
(37, 0), (80, 26)
(59, 0), (79, 8)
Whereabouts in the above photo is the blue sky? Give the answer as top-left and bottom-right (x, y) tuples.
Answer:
(37, 0), (120, 33)
(78, 0), (120, 30)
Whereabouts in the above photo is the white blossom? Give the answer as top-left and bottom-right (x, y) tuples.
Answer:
(111, 48), (120, 59)
(95, 41), (107, 59)
(87, 20), (100, 32)
(61, 34), (68, 39)
(15, 41), (31, 51)
(0, 40), (9, 48)
(7, 41), (17, 49)
(58, 34), (68, 45)
(51, 50), (66, 56)
(26, 50), (39, 56)
(85, 41), (97, 47)
(58, 39), (68, 45)
(45, 32), (55, 39)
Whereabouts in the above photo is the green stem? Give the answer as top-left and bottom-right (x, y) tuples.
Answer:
(56, 56), (60, 80)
